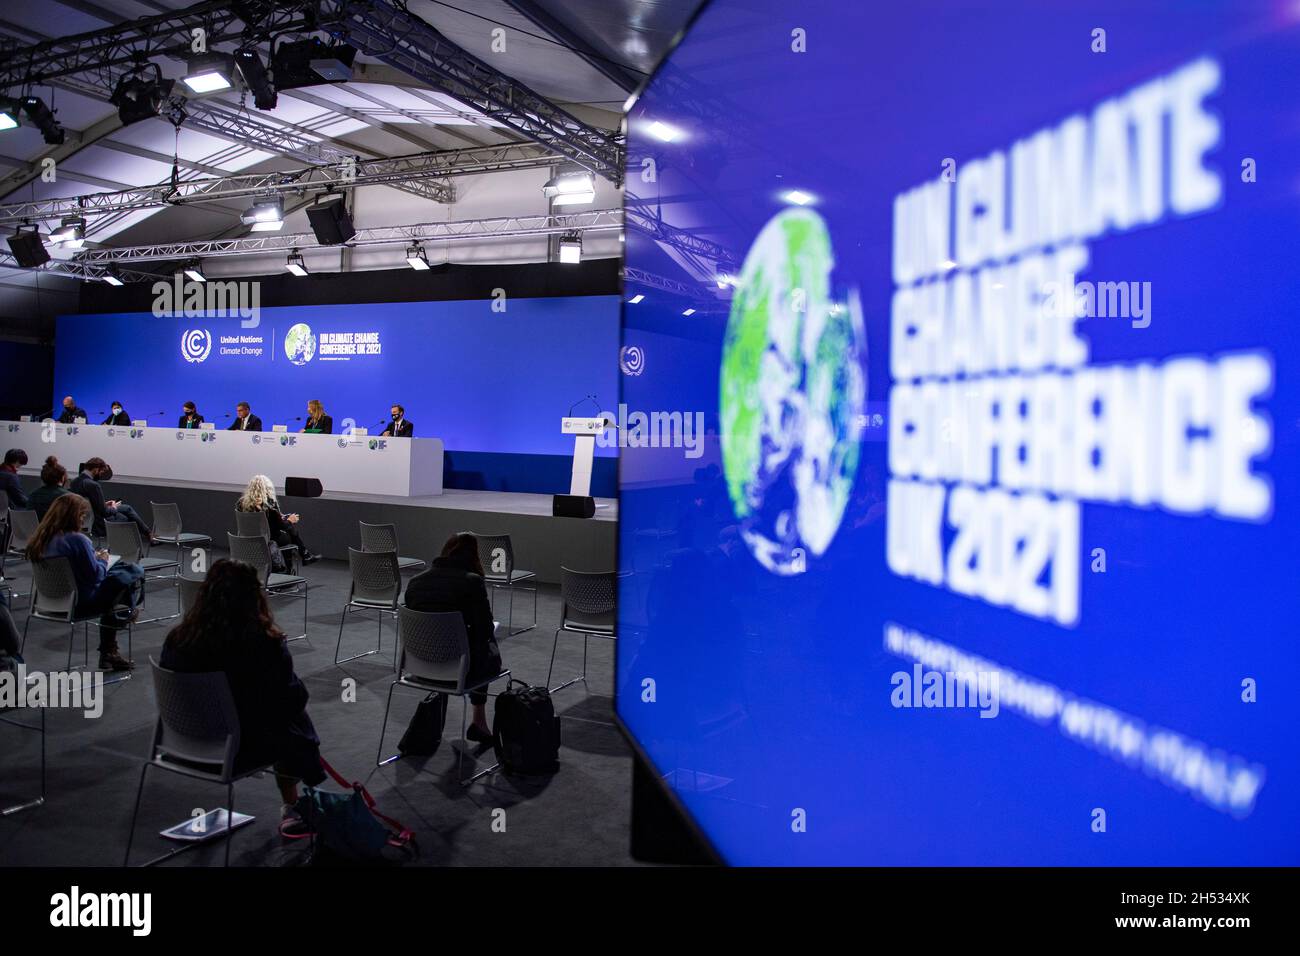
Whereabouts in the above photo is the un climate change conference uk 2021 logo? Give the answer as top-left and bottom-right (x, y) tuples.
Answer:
(720, 208), (867, 575)
(285, 323), (316, 365)
(181, 329), (212, 363)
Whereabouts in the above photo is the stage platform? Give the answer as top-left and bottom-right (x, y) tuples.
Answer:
(12, 472), (617, 585)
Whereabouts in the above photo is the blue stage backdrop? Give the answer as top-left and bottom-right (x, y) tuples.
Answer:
(618, 1), (1300, 864)
(53, 296), (620, 496)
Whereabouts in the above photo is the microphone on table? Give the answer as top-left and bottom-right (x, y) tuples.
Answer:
(34, 408), (55, 420)
(567, 394), (601, 417)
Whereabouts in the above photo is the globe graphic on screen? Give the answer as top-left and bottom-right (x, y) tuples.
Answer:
(719, 208), (866, 575)
(284, 323), (316, 365)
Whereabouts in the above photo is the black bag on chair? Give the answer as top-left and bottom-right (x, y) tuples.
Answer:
(492, 680), (561, 775)
(398, 692), (447, 755)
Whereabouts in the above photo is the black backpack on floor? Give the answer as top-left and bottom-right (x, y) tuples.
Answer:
(492, 680), (561, 775)
(398, 692), (448, 756)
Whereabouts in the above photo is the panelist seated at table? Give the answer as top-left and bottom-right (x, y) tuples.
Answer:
(102, 402), (131, 426)
(381, 404), (414, 438)
(228, 402), (263, 432)
(70, 456), (154, 541)
(57, 395), (87, 424)
(300, 399), (332, 435)
(178, 401), (205, 429)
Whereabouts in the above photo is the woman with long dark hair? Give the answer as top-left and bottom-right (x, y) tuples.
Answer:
(160, 559), (325, 837)
(25, 494), (143, 671)
(403, 532), (504, 741)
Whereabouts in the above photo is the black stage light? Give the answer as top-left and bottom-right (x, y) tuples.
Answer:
(20, 96), (64, 145)
(234, 49), (277, 110)
(0, 97), (20, 131)
(109, 64), (175, 126)
(271, 38), (357, 90)
(306, 192), (355, 245)
(7, 224), (50, 268)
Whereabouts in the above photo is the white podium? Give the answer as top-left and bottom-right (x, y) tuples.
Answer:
(556, 416), (610, 517)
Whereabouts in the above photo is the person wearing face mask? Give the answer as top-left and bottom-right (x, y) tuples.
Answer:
(178, 401), (204, 429)
(102, 402), (131, 426)
(381, 403), (414, 438)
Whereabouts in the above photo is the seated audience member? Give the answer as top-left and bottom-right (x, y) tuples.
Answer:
(160, 559), (325, 837)
(179, 401), (204, 429)
(28, 456), (70, 520)
(300, 399), (333, 435)
(403, 532), (504, 742)
(228, 402), (263, 432)
(26, 495), (143, 671)
(102, 402), (131, 426)
(237, 474), (319, 565)
(1, 448), (29, 508)
(57, 396), (87, 424)
(70, 457), (153, 541)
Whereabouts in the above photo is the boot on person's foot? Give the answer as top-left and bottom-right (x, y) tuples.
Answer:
(98, 646), (135, 671)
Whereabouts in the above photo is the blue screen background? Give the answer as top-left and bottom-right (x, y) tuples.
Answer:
(616, 1), (1300, 864)
(55, 295), (620, 495)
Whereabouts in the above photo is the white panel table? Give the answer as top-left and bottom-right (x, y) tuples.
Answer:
(1, 421), (443, 497)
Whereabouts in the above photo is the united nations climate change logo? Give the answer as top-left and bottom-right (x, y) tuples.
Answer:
(181, 328), (212, 363)
(719, 208), (866, 575)
(619, 345), (645, 376)
(285, 323), (316, 365)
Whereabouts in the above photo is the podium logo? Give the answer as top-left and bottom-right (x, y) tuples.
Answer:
(279, 435), (297, 447)
(619, 345), (645, 376)
(285, 323), (316, 365)
(252, 434), (262, 445)
(337, 438), (348, 448)
(368, 438), (388, 451)
(106, 428), (115, 437)
(64, 426), (79, 436)
(200, 432), (216, 443)
(181, 328), (212, 363)
(6, 423), (19, 432)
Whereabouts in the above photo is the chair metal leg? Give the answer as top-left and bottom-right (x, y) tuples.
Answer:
(503, 581), (537, 635)
(376, 680), (401, 766)
(224, 783), (235, 867)
(123, 762), (150, 865)
(335, 603), (383, 664)
(548, 626), (588, 693)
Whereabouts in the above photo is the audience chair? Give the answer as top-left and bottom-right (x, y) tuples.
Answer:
(225, 534), (308, 642)
(376, 606), (510, 786)
(0, 704), (45, 817)
(20, 555), (134, 686)
(123, 659), (272, 867)
(469, 532), (536, 635)
(358, 521), (426, 574)
(106, 521), (180, 624)
(177, 576), (204, 617)
(151, 502), (212, 573)
(235, 510), (299, 573)
(547, 567), (617, 694)
(334, 548), (401, 666)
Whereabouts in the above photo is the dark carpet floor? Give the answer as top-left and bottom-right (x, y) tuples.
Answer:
(0, 553), (637, 866)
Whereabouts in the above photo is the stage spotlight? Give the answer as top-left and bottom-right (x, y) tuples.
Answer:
(781, 188), (814, 206)
(182, 260), (206, 282)
(558, 232), (583, 264)
(49, 216), (86, 248)
(405, 244), (431, 270)
(682, 308), (696, 316)
(285, 250), (308, 276)
(182, 53), (236, 94)
(109, 64), (174, 126)
(241, 196), (284, 231)
(234, 49), (277, 110)
(0, 98), (20, 131)
(20, 96), (64, 145)
(271, 38), (357, 90)
(102, 269), (124, 287)
(628, 294), (645, 304)
(543, 168), (596, 206)
(647, 120), (682, 142)
(6, 224), (50, 268)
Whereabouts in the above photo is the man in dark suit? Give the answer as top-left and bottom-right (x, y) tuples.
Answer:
(228, 402), (263, 432)
(102, 402), (130, 426)
(70, 457), (152, 540)
(178, 401), (204, 429)
(381, 403), (414, 438)
(57, 396), (87, 424)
